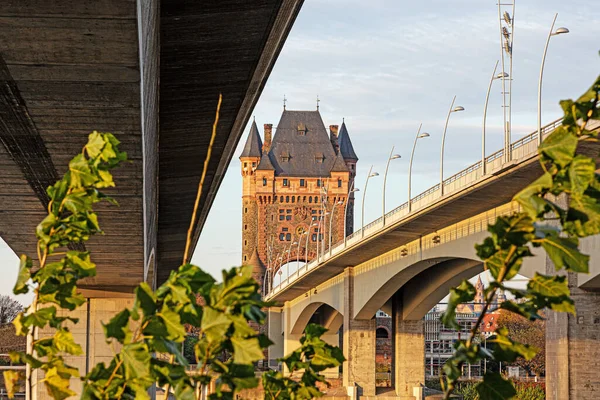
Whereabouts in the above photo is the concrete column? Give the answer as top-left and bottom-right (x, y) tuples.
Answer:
(393, 292), (425, 399)
(546, 269), (600, 400)
(267, 307), (284, 369)
(282, 302), (302, 375)
(342, 267), (376, 396)
(33, 295), (135, 400)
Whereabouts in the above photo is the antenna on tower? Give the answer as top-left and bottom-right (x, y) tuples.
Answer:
(283, 94), (287, 110)
(316, 95), (320, 110)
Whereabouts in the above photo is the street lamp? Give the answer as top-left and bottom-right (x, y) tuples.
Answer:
(328, 200), (345, 256)
(383, 147), (401, 223)
(361, 166), (379, 237)
(286, 242), (297, 284)
(343, 185), (359, 246)
(482, 61), (509, 175)
(296, 233), (306, 272)
(317, 211), (330, 261)
(305, 222), (319, 271)
(538, 13), (569, 145)
(440, 95), (465, 196)
(408, 124), (430, 212)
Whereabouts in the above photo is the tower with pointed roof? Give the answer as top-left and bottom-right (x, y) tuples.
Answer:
(240, 109), (358, 289)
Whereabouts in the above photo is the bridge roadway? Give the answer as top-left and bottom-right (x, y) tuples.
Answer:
(266, 118), (600, 302)
(265, 119), (600, 400)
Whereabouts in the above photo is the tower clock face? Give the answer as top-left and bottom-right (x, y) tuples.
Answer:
(296, 226), (306, 236)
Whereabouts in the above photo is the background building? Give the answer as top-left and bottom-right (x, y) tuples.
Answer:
(240, 109), (358, 290)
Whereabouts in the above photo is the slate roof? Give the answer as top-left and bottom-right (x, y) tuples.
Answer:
(267, 110), (339, 177)
(338, 121), (358, 161)
(330, 152), (349, 172)
(239, 120), (263, 158)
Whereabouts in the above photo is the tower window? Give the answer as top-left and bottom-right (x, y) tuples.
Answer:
(300, 179), (305, 187)
(263, 177), (267, 186)
(282, 227), (288, 232)
(286, 233), (291, 241)
(244, 255), (247, 262)
(279, 215), (285, 221)
(309, 197), (313, 203)
(252, 162), (256, 168)
(286, 196), (289, 203)
(244, 240), (247, 246)
(244, 207), (247, 213)
(279, 233), (285, 241)
(338, 179), (342, 188)
(316, 179), (321, 187)
(283, 179), (289, 187)
(312, 234), (317, 242)
(286, 215), (291, 221)
(244, 162), (247, 168)
(244, 224), (247, 230)
(280, 196), (284, 203)
(291, 196), (295, 203)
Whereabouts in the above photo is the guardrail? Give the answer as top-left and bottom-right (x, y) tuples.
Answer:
(266, 118), (562, 297)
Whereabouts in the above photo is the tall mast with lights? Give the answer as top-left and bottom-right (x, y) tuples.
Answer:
(497, 0), (516, 163)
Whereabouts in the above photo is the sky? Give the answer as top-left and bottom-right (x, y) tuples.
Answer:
(1, 0), (599, 304)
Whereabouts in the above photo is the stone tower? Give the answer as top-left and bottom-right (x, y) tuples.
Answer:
(240, 110), (358, 289)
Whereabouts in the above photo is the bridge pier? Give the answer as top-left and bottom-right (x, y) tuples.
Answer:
(546, 271), (600, 400)
(342, 267), (377, 396)
(392, 293), (425, 399)
(32, 295), (135, 399)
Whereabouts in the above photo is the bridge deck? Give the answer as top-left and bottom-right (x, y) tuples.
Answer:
(268, 119), (600, 302)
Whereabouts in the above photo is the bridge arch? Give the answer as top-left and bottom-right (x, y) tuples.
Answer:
(353, 230), (539, 321)
(290, 302), (343, 335)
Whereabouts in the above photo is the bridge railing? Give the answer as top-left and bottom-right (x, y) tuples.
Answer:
(266, 118), (562, 298)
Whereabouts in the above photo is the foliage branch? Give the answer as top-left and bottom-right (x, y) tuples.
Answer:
(4, 95), (344, 399)
(441, 74), (600, 399)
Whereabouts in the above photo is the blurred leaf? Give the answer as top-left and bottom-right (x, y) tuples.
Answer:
(541, 235), (589, 273)
(14, 255), (32, 295)
(538, 126), (577, 168)
(441, 280), (476, 330)
(475, 372), (516, 400)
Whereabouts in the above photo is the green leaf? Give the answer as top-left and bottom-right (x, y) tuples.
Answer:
(528, 273), (570, 298)
(158, 308), (186, 342)
(26, 306), (57, 328)
(44, 367), (77, 400)
(69, 154), (97, 188)
(85, 131), (106, 159)
(201, 307), (232, 342)
(541, 235), (589, 273)
(121, 342), (151, 380)
(475, 372), (517, 400)
(231, 336), (264, 364)
(54, 329), (83, 355)
(3, 370), (22, 398)
(538, 126), (578, 168)
(14, 255), (32, 295)
(103, 309), (131, 343)
(135, 282), (157, 316)
(485, 249), (522, 281)
(513, 173), (553, 218)
(566, 194), (600, 237)
(441, 280), (476, 330)
(569, 155), (596, 195)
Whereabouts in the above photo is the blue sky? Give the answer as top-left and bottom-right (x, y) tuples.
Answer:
(1, 0), (599, 303)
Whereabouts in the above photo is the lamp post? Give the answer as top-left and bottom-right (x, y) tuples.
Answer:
(361, 166), (379, 237)
(482, 60), (509, 175)
(305, 222), (318, 271)
(538, 13), (569, 145)
(383, 146), (401, 224)
(286, 241), (297, 284)
(343, 185), (359, 246)
(317, 211), (330, 262)
(296, 233), (306, 272)
(328, 200), (344, 256)
(440, 96), (465, 196)
(408, 124), (430, 212)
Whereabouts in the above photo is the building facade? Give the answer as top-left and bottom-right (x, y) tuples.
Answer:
(240, 109), (358, 290)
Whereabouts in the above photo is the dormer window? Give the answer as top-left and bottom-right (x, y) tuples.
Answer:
(314, 153), (325, 163)
(297, 123), (307, 135)
(281, 151), (290, 162)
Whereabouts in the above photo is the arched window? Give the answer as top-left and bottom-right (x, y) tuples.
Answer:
(286, 196), (290, 203)
(376, 327), (389, 339)
(280, 196), (284, 203)
(309, 197), (313, 203)
(291, 196), (295, 203)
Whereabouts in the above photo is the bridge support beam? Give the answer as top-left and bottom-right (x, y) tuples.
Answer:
(267, 307), (284, 370)
(392, 293), (425, 399)
(32, 295), (135, 400)
(342, 267), (376, 396)
(546, 271), (600, 399)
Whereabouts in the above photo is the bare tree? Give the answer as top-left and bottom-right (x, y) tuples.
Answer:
(0, 295), (23, 326)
